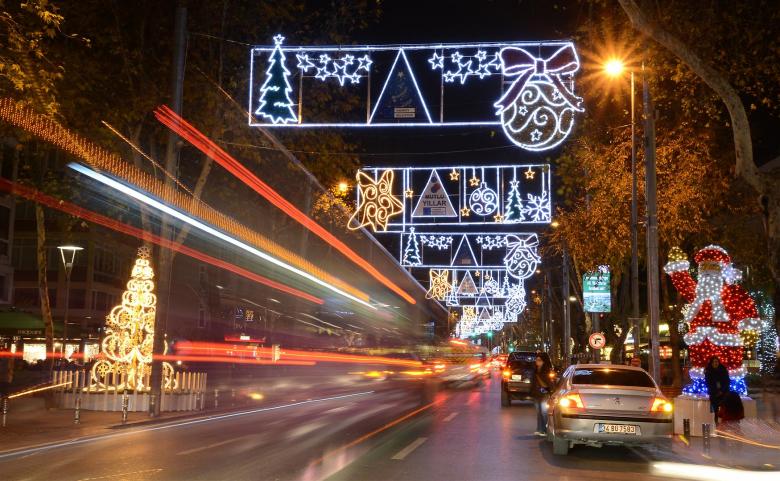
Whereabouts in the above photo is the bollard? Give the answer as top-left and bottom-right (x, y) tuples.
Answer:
(148, 391), (156, 418)
(121, 390), (129, 424)
(74, 396), (81, 425)
(194, 391), (200, 411)
(214, 389), (219, 409)
(231, 389), (236, 407)
(1, 397), (7, 428)
(702, 423), (711, 454)
(683, 418), (690, 440)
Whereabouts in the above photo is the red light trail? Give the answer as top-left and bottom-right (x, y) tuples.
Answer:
(154, 105), (416, 305)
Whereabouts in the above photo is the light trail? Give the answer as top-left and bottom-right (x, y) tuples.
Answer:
(0, 98), (367, 303)
(154, 105), (416, 305)
(69, 163), (376, 309)
(0, 391), (375, 461)
(0, 177), (323, 304)
(174, 341), (423, 367)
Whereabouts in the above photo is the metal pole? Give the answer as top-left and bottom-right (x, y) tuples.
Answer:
(1, 397), (7, 427)
(592, 312), (600, 364)
(630, 71), (640, 354)
(643, 66), (661, 384)
(63, 264), (71, 349)
(562, 250), (571, 368)
(74, 396), (81, 424)
(121, 390), (129, 424)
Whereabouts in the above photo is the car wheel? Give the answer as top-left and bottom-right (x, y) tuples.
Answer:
(501, 389), (510, 407)
(552, 435), (569, 456)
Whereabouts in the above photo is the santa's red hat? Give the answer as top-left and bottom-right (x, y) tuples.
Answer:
(693, 245), (731, 265)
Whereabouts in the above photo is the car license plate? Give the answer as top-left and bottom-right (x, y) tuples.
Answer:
(511, 375), (522, 381)
(596, 424), (640, 435)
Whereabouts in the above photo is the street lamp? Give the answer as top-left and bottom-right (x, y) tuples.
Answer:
(337, 181), (349, 194)
(58, 245), (83, 358)
(603, 58), (641, 366)
(602, 57), (661, 382)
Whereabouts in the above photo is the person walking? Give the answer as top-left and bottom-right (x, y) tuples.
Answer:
(531, 352), (554, 436)
(704, 355), (730, 424)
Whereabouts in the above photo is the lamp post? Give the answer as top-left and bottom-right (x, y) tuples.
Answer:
(603, 58), (660, 382)
(604, 59), (641, 356)
(58, 245), (83, 359)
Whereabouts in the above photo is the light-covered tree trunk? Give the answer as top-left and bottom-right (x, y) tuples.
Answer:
(35, 204), (55, 372)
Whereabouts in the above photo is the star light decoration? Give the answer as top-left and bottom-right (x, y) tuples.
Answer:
(405, 188), (414, 198)
(524, 167), (535, 180)
(469, 174), (480, 187)
(297, 52), (373, 86)
(460, 207), (471, 217)
(348, 170), (403, 232)
(449, 169), (460, 181)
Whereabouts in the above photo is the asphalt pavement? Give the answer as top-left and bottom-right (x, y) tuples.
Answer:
(1, 374), (777, 481)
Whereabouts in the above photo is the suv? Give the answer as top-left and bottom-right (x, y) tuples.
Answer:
(500, 351), (538, 406)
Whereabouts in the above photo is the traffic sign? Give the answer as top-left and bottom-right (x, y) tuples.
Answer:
(588, 332), (606, 350)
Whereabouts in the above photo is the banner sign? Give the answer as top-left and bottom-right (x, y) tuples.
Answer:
(583, 266), (611, 313)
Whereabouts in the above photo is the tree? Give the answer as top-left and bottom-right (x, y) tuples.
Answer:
(617, 0), (780, 333)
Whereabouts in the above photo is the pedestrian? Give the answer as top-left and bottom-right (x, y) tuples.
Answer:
(531, 352), (553, 436)
(704, 355), (730, 424)
(718, 391), (745, 423)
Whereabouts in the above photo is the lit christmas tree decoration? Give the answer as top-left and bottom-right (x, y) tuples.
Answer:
(91, 247), (175, 391)
(255, 35), (297, 124)
(664, 245), (759, 396)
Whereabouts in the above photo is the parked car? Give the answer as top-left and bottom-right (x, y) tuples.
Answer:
(546, 364), (673, 455)
(500, 351), (538, 406)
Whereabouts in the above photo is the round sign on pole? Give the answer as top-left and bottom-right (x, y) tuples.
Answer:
(588, 332), (606, 350)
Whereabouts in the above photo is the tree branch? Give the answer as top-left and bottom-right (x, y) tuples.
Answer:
(617, 0), (765, 194)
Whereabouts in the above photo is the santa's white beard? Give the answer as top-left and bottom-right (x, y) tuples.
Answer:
(687, 271), (728, 323)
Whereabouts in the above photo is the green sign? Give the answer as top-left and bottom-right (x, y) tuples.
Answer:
(583, 267), (611, 313)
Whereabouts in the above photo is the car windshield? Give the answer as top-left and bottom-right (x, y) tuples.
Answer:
(571, 368), (655, 387)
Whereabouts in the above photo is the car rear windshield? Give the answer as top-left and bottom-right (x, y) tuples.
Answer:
(572, 368), (655, 387)
(507, 359), (535, 371)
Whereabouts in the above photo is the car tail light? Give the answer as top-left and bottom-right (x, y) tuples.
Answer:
(558, 393), (584, 409)
(502, 369), (511, 379)
(651, 397), (673, 413)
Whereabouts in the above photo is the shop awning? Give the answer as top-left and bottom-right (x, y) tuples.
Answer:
(0, 311), (64, 337)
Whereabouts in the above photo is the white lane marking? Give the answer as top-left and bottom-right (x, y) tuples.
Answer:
(177, 437), (241, 456)
(443, 412), (459, 422)
(76, 468), (163, 480)
(391, 437), (428, 460)
(652, 462), (780, 480)
(0, 391), (374, 461)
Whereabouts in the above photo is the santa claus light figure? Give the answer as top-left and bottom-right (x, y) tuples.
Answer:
(664, 245), (760, 396)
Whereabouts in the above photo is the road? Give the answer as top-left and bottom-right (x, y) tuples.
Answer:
(0, 375), (717, 481)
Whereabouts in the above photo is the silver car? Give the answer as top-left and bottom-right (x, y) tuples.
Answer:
(547, 364), (673, 455)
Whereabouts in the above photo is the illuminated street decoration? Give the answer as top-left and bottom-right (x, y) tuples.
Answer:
(255, 35), (297, 124)
(468, 182), (499, 216)
(665, 245), (759, 396)
(504, 235), (541, 279)
(298, 52), (373, 86)
(91, 247), (175, 391)
(249, 38), (583, 151)
(349, 170), (403, 232)
(355, 164), (550, 230)
(402, 228), (422, 266)
(426, 269), (452, 301)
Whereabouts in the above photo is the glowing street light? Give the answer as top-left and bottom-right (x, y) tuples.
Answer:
(58, 245), (83, 354)
(337, 181), (349, 194)
(604, 58), (625, 77)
